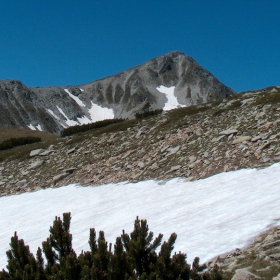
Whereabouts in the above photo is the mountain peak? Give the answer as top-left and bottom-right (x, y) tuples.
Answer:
(0, 53), (235, 133)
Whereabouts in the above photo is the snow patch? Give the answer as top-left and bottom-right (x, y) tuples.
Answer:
(56, 106), (79, 126)
(36, 124), (42, 131)
(64, 89), (85, 107)
(156, 85), (185, 110)
(47, 109), (60, 120)
(88, 102), (114, 122)
(27, 124), (36, 130)
(77, 115), (92, 125)
(80, 88), (84, 92)
(1, 163), (280, 269)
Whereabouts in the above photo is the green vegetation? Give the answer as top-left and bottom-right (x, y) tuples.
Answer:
(0, 127), (57, 143)
(212, 100), (241, 117)
(61, 119), (125, 137)
(255, 90), (280, 106)
(0, 137), (41, 151)
(0, 213), (225, 280)
(135, 109), (163, 119)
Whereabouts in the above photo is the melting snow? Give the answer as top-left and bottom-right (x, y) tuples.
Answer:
(1, 163), (280, 269)
(64, 89), (85, 107)
(88, 102), (114, 122)
(47, 109), (60, 120)
(27, 124), (36, 130)
(77, 115), (92, 125)
(56, 106), (79, 127)
(36, 124), (42, 131)
(157, 85), (185, 110)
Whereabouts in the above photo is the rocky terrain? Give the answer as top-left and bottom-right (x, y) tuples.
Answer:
(1, 85), (280, 279)
(0, 51), (235, 133)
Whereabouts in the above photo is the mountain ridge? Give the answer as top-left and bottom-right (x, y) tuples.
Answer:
(0, 51), (235, 134)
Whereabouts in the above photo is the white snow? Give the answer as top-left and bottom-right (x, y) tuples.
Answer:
(1, 163), (280, 269)
(157, 85), (186, 110)
(77, 115), (92, 125)
(88, 101), (114, 122)
(80, 88), (84, 92)
(27, 124), (36, 131)
(46, 109), (60, 120)
(56, 106), (79, 127)
(36, 124), (42, 131)
(64, 89), (85, 107)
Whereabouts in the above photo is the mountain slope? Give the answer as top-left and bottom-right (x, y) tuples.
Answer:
(0, 51), (235, 133)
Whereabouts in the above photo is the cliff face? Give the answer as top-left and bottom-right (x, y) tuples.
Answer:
(0, 51), (235, 133)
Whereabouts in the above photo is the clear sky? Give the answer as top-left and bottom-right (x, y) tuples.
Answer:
(0, 1), (279, 92)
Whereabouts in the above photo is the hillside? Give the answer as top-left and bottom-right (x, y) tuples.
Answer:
(1, 84), (280, 279)
(0, 85), (279, 193)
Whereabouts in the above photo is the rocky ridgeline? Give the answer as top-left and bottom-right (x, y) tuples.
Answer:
(1, 86), (280, 279)
(0, 51), (235, 133)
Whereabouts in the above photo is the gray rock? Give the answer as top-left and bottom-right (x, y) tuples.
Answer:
(273, 273), (280, 280)
(39, 150), (54, 156)
(161, 145), (170, 153)
(232, 136), (251, 144)
(136, 126), (149, 138)
(67, 147), (77, 154)
(53, 173), (69, 184)
(28, 160), (44, 170)
(219, 129), (238, 135)
(171, 165), (181, 171)
(30, 149), (45, 157)
(137, 162), (145, 168)
(0, 181), (5, 186)
(16, 179), (27, 188)
(251, 135), (262, 142)
(258, 142), (270, 151)
(268, 253), (280, 260)
(231, 269), (260, 280)
(166, 145), (180, 156)
(64, 168), (77, 174)
(189, 155), (197, 163)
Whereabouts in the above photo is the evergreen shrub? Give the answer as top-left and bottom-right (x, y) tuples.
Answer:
(0, 137), (41, 151)
(0, 213), (225, 279)
(135, 109), (163, 119)
(60, 119), (125, 137)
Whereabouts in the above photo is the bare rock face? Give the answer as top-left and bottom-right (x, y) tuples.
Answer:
(0, 51), (235, 133)
(231, 269), (261, 280)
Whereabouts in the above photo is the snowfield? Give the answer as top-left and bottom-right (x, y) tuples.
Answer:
(1, 163), (280, 269)
(157, 85), (186, 110)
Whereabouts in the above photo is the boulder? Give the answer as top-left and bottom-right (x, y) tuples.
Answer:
(232, 136), (251, 144)
(28, 160), (44, 170)
(16, 179), (27, 188)
(231, 269), (260, 280)
(30, 149), (45, 157)
(219, 129), (238, 135)
(53, 173), (69, 184)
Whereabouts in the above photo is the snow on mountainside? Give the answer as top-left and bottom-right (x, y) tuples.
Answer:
(0, 51), (235, 134)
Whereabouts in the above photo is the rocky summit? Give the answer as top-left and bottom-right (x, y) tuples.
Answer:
(0, 51), (235, 133)
(0, 84), (280, 278)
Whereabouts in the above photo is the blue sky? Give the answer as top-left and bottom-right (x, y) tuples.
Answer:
(0, 1), (279, 92)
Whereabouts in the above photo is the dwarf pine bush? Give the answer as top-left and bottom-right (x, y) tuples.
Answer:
(0, 213), (225, 279)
